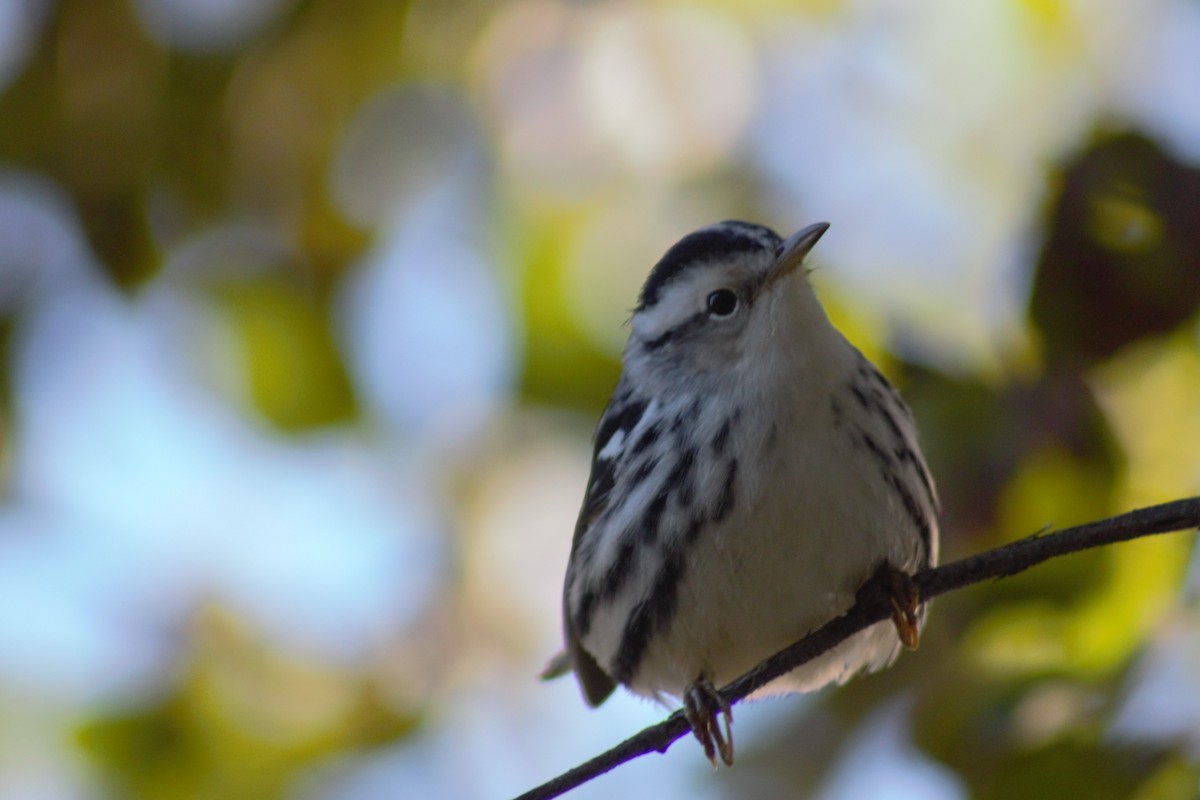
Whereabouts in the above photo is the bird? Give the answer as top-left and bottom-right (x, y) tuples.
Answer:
(542, 220), (939, 766)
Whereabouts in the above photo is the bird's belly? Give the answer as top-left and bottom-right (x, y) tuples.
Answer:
(629, 430), (920, 699)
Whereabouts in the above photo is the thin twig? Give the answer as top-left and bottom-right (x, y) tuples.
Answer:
(514, 497), (1200, 800)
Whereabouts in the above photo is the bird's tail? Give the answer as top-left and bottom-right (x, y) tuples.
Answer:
(539, 650), (572, 680)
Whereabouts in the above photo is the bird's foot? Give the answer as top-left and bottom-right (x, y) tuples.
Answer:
(859, 562), (922, 649)
(684, 677), (734, 767)
(884, 564), (921, 649)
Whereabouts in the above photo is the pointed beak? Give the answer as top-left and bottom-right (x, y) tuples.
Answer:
(765, 222), (830, 286)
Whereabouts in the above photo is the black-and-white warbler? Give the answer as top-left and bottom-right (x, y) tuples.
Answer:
(543, 221), (939, 766)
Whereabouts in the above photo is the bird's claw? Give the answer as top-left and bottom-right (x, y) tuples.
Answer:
(684, 678), (734, 767)
(884, 565), (921, 649)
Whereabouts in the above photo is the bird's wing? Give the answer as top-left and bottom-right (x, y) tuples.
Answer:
(553, 384), (652, 706)
(559, 429), (620, 704)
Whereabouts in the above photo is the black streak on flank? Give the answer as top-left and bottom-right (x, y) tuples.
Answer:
(600, 539), (637, 601)
(850, 367), (938, 519)
(713, 417), (733, 458)
(865, 361), (914, 421)
(873, 390), (906, 445)
(668, 396), (701, 434)
(713, 459), (739, 522)
(857, 430), (934, 559)
(579, 459), (616, 534)
(630, 457), (658, 487)
(577, 533), (640, 637)
(637, 222), (782, 310)
(856, 355), (915, 425)
(849, 378), (909, 458)
(642, 486), (671, 544)
(612, 549), (686, 685)
(631, 420), (664, 457)
(883, 469), (934, 565)
(580, 445), (699, 643)
(576, 479), (667, 638)
(570, 391), (651, 633)
(595, 395), (649, 459)
(574, 394), (649, 546)
(860, 431), (892, 466)
(850, 383), (871, 411)
(667, 446), (698, 507)
(895, 445), (938, 513)
(574, 534), (636, 639)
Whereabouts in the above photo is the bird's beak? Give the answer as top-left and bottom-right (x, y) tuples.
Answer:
(765, 222), (830, 287)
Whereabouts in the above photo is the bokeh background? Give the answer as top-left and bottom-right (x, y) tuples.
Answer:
(1, 0), (1199, 798)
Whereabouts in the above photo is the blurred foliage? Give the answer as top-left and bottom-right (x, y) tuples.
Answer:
(215, 278), (357, 429)
(1031, 134), (1200, 369)
(0, 1), (1197, 799)
(0, 0), (409, 287)
(518, 216), (624, 412)
(77, 608), (418, 800)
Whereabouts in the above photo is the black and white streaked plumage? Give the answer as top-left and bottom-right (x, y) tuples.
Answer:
(546, 220), (939, 765)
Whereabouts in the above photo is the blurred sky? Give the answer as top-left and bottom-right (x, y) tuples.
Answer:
(1, 1), (1199, 799)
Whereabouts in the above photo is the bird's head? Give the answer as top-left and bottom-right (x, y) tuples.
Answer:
(625, 220), (832, 391)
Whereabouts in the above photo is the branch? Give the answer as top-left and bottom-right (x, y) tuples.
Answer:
(514, 497), (1200, 800)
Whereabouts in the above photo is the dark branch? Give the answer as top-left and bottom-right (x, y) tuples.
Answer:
(514, 497), (1200, 800)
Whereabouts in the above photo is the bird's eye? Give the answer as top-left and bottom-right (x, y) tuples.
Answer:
(706, 289), (739, 317)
